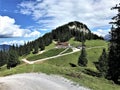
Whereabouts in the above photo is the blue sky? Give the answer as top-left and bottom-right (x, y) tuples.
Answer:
(0, 0), (119, 45)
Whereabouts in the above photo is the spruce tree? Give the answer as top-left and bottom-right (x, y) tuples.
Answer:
(96, 48), (108, 77)
(7, 50), (20, 69)
(78, 42), (88, 67)
(39, 39), (45, 51)
(0, 51), (8, 67)
(107, 4), (120, 84)
(33, 42), (39, 54)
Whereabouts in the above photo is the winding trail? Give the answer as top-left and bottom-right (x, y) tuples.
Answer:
(22, 46), (106, 64)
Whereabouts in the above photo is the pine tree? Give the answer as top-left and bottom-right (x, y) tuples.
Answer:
(33, 42), (39, 54)
(78, 42), (88, 67)
(96, 48), (108, 77)
(107, 4), (120, 84)
(7, 50), (20, 69)
(39, 39), (45, 51)
(0, 51), (8, 67)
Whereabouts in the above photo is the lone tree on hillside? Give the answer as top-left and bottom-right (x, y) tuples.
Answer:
(96, 48), (108, 77)
(78, 42), (88, 67)
(107, 3), (120, 84)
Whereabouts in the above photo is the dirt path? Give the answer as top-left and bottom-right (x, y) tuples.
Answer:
(0, 73), (90, 90)
(22, 46), (106, 64)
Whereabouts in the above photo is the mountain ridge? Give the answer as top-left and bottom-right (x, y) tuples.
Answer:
(0, 44), (10, 51)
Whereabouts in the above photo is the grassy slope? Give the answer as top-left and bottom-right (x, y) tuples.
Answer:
(45, 41), (56, 50)
(27, 48), (65, 61)
(68, 38), (82, 47)
(0, 40), (119, 90)
(21, 41), (56, 60)
(69, 38), (108, 47)
(85, 40), (108, 47)
(27, 48), (72, 61)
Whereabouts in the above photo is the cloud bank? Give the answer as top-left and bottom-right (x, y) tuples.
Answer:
(93, 29), (110, 37)
(18, 0), (119, 34)
(0, 15), (41, 38)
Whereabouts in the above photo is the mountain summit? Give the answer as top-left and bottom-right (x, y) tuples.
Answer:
(67, 21), (90, 33)
(52, 21), (100, 42)
(53, 21), (90, 34)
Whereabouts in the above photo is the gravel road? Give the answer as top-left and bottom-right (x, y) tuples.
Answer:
(22, 46), (106, 64)
(0, 73), (90, 90)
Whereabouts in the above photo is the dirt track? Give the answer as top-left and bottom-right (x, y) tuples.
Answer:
(22, 46), (106, 64)
(0, 73), (90, 90)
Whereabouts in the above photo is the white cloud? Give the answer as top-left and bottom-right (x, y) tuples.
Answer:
(24, 30), (40, 37)
(18, 0), (119, 31)
(93, 29), (110, 37)
(0, 15), (41, 38)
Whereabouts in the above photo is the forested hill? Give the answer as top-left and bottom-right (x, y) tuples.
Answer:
(52, 21), (91, 42)
(11, 21), (103, 56)
(52, 21), (103, 42)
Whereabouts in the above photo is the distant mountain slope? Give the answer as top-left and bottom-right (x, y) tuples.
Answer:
(52, 21), (90, 42)
(52, 21), (90, 35)
(104, 34), (111, 41)
(11, 21), (104, 56)
(52, 21), (102, 42)
(0, 44), (10, 51)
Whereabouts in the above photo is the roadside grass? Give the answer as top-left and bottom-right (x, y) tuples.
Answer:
(0, 40), (119, 90)
(65, 72), (120, 90)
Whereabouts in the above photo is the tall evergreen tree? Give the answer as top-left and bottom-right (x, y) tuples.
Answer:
(7, 50), (20, 69)
(0, 51), (8, 67)
(96, 48), (108, 77)
(33, 42), (39, 54)
(107, 4), (120, 84)
(39, 38), (45, 51)
(78, 42), (88, 67)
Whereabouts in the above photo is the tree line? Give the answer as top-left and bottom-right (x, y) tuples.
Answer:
(0, 49), (20, 69)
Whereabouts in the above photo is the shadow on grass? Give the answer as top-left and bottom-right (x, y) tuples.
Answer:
(69, 63), (77, 67)
(83, 69), (101, 77)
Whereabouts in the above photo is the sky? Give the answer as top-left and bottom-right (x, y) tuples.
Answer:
(0, 0), (119, 45)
